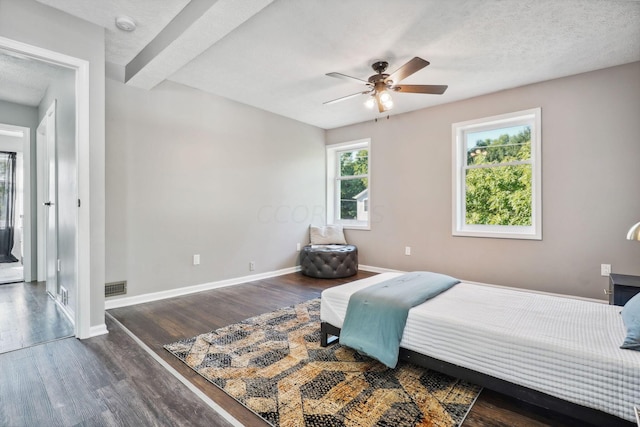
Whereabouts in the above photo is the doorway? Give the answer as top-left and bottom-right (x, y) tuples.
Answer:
(0, 127), (25, 285)
(0, 151), (24, 284)
(0, 35), (93, 340)
(0, 118), (74, 354)
(0, 47), (78, 353)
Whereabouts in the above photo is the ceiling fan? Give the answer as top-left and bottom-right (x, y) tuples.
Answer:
(324, 57), (447, 113)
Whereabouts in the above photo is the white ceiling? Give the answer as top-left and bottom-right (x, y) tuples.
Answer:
(7, 0), (640, 129)
(0, 49), (71, 107)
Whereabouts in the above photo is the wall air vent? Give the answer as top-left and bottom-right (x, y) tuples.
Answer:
(105, 281), (127, 297)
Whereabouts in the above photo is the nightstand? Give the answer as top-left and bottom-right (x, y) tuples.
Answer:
(609, 273), (640, 306)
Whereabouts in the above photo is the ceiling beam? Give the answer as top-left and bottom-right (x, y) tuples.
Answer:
(125, 0), (273, 90)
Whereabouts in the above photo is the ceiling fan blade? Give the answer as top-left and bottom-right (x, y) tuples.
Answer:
(323, 91), (369, 105)
(393, 84), (448, 94)
(326, 72), (369, 85)
(387, 57), (430, 84)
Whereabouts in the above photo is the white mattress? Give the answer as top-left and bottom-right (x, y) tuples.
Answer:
(320, 272), (640, 422)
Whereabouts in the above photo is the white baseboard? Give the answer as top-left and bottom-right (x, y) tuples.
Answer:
(463, 279), (607, 304)
(54, 297), (76, 325)
(89, 323), (109, 337)
(359, 264), (406, 274)
(105, 266), (302, 310)
(360, 266), (607, 302)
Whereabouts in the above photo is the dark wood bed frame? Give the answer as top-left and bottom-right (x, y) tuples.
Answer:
(320, 322), (634, 427)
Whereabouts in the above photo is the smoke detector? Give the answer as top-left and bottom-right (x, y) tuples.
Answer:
(115, 16), (136, 32)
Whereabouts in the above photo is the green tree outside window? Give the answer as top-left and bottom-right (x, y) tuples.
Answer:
(338, 149), (368, 220)
(465, 127), (532, 226)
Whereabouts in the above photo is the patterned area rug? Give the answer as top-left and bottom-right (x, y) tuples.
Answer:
(164, 299), (481, 427)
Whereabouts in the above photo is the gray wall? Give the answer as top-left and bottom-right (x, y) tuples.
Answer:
(0, 134), (24, 151)
(0, 100), (38, 278)
(38, 68), (77, 314)
(1, 0), (106, 330)
(327, 62), (640, 300)
(0, 100), (38, 131)
(105, 79), (325, 298)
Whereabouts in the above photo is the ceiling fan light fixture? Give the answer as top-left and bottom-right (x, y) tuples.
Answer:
(364, 97), (376, 109)
(374, 89), (393, 112)
(379, 91), (392, 104)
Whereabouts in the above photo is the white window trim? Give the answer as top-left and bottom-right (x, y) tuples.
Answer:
(327, 139), (371, 230)
(452, 108), (542, 240)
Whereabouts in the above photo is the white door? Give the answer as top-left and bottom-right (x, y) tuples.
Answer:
(42, 102), (58, 297)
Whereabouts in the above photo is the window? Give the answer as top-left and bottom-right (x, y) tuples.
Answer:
(327, 139), (370, 229)
(452, 108), (541, 239)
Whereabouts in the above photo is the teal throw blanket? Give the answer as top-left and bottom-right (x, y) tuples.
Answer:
(339, 271), (459, 368)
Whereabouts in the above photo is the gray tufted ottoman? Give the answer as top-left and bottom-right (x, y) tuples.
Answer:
(300, 245), (358, 279)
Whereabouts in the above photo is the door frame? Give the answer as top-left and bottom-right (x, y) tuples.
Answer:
(0, 36), (91, 339)
(36, 119), (46, 282)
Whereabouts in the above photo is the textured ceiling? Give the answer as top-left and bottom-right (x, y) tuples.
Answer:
(0, 49), (70, 107)
(7, 0), (640, 129)
(35, 0), (190, 66)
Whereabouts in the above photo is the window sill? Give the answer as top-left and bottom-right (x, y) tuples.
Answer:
(453, 230), (541, 240)
(330, 223), (370, 231)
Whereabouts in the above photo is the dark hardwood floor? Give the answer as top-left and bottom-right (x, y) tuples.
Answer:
(0, 315), (234, 426)
(108, 271), (367, 427)
(0, 281), (74, 354)
(109, 271), (590, 427)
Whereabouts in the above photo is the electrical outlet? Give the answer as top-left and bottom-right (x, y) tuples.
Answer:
(250, 261), (255, 271)
(296, 243), (301, 252)
(193, 254), (200, 265)
(60, 286), (68, 305)
(405, 246), (411, 256)
(601, 264), (611, 276)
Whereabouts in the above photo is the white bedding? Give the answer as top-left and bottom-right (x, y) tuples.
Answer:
(320, 272), (640, 422)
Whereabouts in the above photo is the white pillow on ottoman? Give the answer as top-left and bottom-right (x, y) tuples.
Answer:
(309, 225), (347, 245)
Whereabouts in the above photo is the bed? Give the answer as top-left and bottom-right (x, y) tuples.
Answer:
(320, 272), (640, 425)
